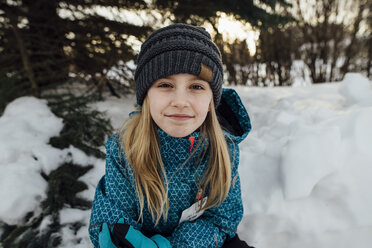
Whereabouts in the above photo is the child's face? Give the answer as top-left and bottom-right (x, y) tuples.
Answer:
(147, 73), (213, 138)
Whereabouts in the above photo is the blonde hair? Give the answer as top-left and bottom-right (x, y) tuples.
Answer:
(119, 97), (231, 225)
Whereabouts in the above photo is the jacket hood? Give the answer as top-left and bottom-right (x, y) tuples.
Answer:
(217, 88), (251, 144)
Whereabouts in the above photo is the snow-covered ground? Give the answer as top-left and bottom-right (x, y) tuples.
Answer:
(0, 73), (371, 247)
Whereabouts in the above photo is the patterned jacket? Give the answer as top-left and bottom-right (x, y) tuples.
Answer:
(89, 88), (251, 248)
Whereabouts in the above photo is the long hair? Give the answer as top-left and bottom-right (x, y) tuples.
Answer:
(118, 96), (231, 225)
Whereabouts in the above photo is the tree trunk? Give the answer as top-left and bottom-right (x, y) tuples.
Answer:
(9, 16), (39, 97)
(340, 0), (364, 77)
(367, 35), (372, 78)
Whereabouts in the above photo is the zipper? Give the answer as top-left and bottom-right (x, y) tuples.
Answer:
(188, 136), (195, 152)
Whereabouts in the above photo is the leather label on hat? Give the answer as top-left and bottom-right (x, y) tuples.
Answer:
(199, 63), (212, 82)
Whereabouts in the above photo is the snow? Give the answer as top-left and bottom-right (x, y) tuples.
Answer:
(0, 97), (63, 225)
(339, 73), (372, 106)
(290, 60), (312, 87)
(281, 124), (342, 199)
(0, 73), (371, 247)
(236, 73), (372, 247)
(0, 97), (103, 227)
(60, 208), (90, 225)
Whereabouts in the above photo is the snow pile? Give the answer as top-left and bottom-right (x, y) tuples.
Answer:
(0, 97), (63, 224)
(0, 96), (104, 246)
(339, 73), (372, 106)
(0, 73), (371, 247)
(238, 73), (372, 247)
(281, 124), (341, 199)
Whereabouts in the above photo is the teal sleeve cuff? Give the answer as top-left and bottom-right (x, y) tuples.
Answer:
(98, 223), (117, 248)
(151, 234), (172, 248)
(113, 218), (169, 248)
(125, 226), (158, 248)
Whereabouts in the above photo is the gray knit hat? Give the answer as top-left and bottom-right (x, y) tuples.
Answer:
(134, 23), (223, 106)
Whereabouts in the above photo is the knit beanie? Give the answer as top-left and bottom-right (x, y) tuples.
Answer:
(134, 23), (223, 106)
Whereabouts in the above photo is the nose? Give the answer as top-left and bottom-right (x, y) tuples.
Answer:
(170, 88), (190, 108)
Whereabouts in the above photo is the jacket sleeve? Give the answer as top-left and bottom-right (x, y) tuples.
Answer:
(168, 140), (244, 248)
(89, 135), (142, 247)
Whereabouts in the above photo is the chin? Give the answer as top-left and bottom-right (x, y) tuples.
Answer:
(165, 129), (193, 138)
(168, 132), (190, 138)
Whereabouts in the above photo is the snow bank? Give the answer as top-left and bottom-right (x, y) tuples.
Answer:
(0, 97), (63, 224)
(237, 73), (372, 247)
(281, 124), (341, 199)
(339, 73), (372, 106)
(0, 97), (104, 228)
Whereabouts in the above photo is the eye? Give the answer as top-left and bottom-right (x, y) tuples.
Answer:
(157, 82), (173, 88)
(190, 84), (204, 90)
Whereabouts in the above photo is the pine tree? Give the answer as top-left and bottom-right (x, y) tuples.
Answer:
(0, 0), (151, 112)
(153, 0), (293, 28)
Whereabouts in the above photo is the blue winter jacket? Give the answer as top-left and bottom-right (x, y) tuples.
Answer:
(89, 88), (251, 248)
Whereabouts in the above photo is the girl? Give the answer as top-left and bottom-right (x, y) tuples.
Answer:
(89, 24), (252, 248)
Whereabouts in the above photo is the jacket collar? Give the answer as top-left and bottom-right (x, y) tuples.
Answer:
(157, 128), (206, 157)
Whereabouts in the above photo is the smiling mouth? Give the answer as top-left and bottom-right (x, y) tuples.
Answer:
(165, 114), (194, 121)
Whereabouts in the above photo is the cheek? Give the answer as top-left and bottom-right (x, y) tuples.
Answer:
(197, 99), (212, 116)
(148, 94), (162, 113)
(149, 102), (162, 120)
(147, 99), (158, 120)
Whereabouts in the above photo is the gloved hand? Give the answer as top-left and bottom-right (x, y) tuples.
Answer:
(99, 218), (171, 248)
(98, 222), (116, 248)
(151, 234), (172, 248)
